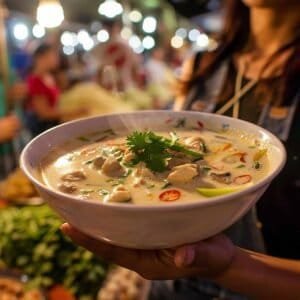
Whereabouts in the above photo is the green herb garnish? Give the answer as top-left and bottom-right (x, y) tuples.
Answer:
(99, 189), (110, 196)
(162, 181), (172, 189)
(200, 166), (211, 174)
(236, 164), (246, 169)
(127, 131), (203, 172)
(80, 189), (94, 195)
(253, 161), (262, 170)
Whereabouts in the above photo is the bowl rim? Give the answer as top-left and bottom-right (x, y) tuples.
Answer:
(20, 110), (287, 212)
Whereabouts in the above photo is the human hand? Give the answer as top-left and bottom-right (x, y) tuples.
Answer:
(0, 115), (21, 143)
(61, 223), (236, 280)
(9, 82), (28, 102)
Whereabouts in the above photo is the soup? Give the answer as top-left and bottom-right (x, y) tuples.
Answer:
(40, 128), (269, 205)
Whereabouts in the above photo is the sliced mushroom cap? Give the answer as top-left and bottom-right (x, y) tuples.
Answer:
(106, 185), (131, 203)
(185, 136), (206, 152)
(58, 183), (78, 194)
(93, 156), (106, 169)
(167, 163), (198, 185)
(61, 171), (86, 182)
(102, 157), (126, 177)
(210, 172), (232, 184)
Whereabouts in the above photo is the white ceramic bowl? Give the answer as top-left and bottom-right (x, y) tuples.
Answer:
(20, 111), (286, 249)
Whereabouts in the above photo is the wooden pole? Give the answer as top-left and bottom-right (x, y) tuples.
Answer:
(0, 0), (10, 115)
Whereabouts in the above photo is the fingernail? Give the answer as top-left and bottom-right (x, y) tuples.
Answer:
(176, 246), (195, 267)
(183, 246), (195, 266)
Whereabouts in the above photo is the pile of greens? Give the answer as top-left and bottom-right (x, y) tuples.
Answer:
(0, 205), (108, 299)
(127, 131), (203, 172)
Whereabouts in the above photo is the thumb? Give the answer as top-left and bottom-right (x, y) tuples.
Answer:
(174, 235), (236, 277)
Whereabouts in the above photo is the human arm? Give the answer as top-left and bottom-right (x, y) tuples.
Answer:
(31, 96), (61, 120)
(0, 115), (20, 143)
(61, 223), (300, 300)
(8, 82), (28, 103)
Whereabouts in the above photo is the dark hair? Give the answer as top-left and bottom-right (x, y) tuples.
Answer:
(33, 43), (54, 60)
(180, 0), (300, 106)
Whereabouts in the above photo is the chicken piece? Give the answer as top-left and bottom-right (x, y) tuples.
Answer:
(134, 165), (155, 179)
(102, 157), (126, 177)
(167, 163), (198, 185)
(61, 171), (86, 182)
(93, 156), (106, 169)
(185, 136), (206, 152)
(122, 149), (135, 164)
(167, 156), (191, 169)
(106, 185), (131, 203)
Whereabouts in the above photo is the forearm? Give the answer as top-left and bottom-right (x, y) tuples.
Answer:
(214, 248), (300, 299)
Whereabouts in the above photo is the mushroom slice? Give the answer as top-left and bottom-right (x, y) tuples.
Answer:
(58, 183), (77, 194)
(184, 136), (207, 152)
(106, 185), (131, 203)
(61, 171), (86, 182)
(167, 163), (198, 185)
(210, 172), (232, 184)
(102, 157), (126, 177)
(93, 156), (106, 169)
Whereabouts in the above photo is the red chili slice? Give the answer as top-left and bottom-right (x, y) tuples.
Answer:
(159, 190), (181, 202)
(197, 121), (204, 129)
(233, 175), (252, 185)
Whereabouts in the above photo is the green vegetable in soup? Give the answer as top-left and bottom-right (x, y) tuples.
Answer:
(197, 186), (243, 197)
(126, 131), (203, 172)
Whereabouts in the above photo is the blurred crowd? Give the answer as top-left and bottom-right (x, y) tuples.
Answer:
(0, 20), (186, 179)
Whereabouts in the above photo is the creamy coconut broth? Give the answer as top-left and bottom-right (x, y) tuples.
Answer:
(40, 129), (269, 204)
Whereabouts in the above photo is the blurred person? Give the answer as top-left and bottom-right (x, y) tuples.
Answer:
(0, 78), (27, 179)
(175, 0), (300, 264)
(25, 43), (61, 136)
(62, 0), (300, 299)
(93, 20), (142, 91)
(0, 115), (20, 144)
(25, 44), (84, 136)
(145, 48), (176, 108)
(146, 48), (170, 84)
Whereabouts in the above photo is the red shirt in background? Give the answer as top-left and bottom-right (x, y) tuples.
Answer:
(26, 75), (60, 110)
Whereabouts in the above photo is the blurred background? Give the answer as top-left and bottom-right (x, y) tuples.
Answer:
(0, 1), (225, 300)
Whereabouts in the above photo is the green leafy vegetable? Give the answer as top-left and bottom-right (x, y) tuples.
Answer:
(236, 164), (246, 169)
(126, 131), (203, 172)
(0, 206), (108, 298)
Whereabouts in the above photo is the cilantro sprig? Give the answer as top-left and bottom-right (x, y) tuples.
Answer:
(126, 131), (203, 172)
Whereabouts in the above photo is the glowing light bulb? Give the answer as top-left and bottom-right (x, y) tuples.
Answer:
(142, 36), (155, 50)
(37, 0), (64, 28)
(142, 16), (157, 33)
(32, 24), (45, 38)
(171, 36), (184, 49)
(98, 0), (123, 18)
(129, 10), (142, 23)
